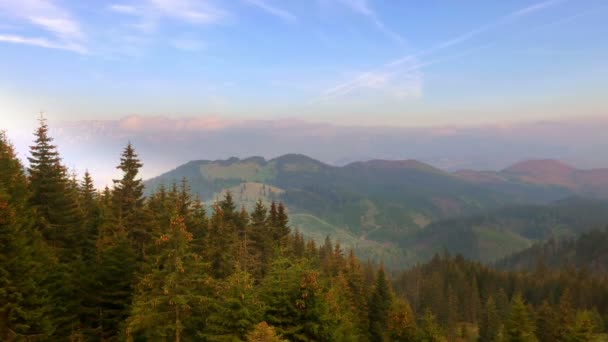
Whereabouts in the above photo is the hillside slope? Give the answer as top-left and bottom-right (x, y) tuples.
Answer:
(145, 155), (608, 266)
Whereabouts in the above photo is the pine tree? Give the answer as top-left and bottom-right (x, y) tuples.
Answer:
(206, 203), (238, 279)
(556, 289), (575, 341)
(127, 216), (212, 341)
(202, 267), (261, 340)
(0, 132), (54, 340)
(505, 293), (537, 342)
(417, 309), (444, 342)
(369, 266), (392, 342)
(478, 296), (501, 342)
(27, 116), (83, 253)
(535, 301), (557, 342)
(275, 202), (290, 240)
(562, 310), (594, 342)
(27, 117), (85, 338)
(96, 231), (137, 340)
(79, 170), (101, 260)
(113, 142), (148, 258)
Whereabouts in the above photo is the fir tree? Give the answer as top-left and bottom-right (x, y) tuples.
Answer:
(27, 116), (83, 252)
(479, 296), (501, 342)
(535, 301), (557, 342)
(369, 266), (392, 342)
(505, 294), (537, 342)
(113, 142), (148, 258)
(0, 133), (54, 340)
(127, 216), (212, 341)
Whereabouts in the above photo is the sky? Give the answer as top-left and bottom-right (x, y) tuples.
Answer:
(1, 0), (608, 130)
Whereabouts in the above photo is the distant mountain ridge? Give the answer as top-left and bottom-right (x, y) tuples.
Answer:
(144, 154), (608, 267)
(454, 158), (608, 197)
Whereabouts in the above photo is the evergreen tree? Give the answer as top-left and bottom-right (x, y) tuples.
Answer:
(535, 301), (557, 342)
(203, 268), (261, 340)
(479, 296), (501, 342)
(556, 289), (575, 341)
(0, 132), (54, 340)
(27, 116), (83, 252)
(562, 310), (594, 342)
(246, 322), (287, 342)
(113, 142), (148, 258)
(369, 266), (392, 342)
(417, 309), (444, 342)
(93, 229), (137, 340)
(505, 294), (537, 342)
(127, 216), (212, 341)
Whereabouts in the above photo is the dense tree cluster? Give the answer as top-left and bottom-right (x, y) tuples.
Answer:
(394, 252), (608, 341)
(1, 119), (608, 341)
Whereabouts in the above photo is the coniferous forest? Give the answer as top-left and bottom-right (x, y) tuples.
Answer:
(2, 118), (608, 342)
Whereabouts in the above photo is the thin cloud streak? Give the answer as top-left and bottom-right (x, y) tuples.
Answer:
(336, 0), (404, 43)
(0, 33), (87, 54)
(318, 0), (568, 101)
(244, 0), (297, 23)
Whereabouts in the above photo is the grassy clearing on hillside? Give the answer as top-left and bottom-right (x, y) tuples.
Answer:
(201, 161), (276, 181)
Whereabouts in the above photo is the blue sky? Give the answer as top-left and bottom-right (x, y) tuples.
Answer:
(1, 0), (607, 129)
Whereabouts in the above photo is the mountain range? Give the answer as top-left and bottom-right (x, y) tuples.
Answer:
(144, 155), (608, 267)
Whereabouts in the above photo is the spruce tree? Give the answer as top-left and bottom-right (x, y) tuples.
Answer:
(95, 231), (137, 340)
(535, 300), (557, 342)
(505, 294), (537, 342)
(0, 132), (54, 339)
(479, 296), (501, 342)
(127, 216), (212, 341)
(417, 309), (444, 342)
(369, 266), (392, 342)
(113, 142), (148, 258)
(27, 116), (83, 252)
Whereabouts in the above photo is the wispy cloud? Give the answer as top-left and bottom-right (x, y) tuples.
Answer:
(110, 0), (228, 32)
(0, 33), (86, 53)
(244, 0), (296, 23)
(0, 0), (87, 53)
(335, 0), (404, 43)
(510, 0), (564, 17)
(318, 0), (568, 101)
(149, 0), (227, 24)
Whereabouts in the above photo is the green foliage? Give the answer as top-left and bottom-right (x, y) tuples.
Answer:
(369, 266), (392, 342)
(0, 133), (54, 340)
(246, 322), (287, 342)
(505, 294), (537, 342)
(479, 297), (502, 342)
(127, 216), (213, 341)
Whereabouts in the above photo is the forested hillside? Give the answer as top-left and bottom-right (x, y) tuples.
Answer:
(146, 156), (608, 268)
(403, 197), (608, 263)
(497, 227), (608, 274)
(2, 119), (608, 341)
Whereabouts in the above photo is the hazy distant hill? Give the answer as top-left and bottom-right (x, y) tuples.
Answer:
(404, 197), (608, 264)
(455, 159), (608, 197)
(144, 154), (608, 267)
